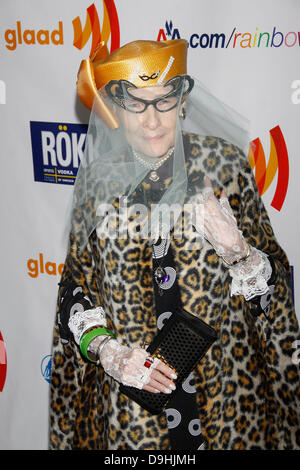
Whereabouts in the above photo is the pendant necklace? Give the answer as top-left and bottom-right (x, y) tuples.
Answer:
(152, 237), (170, 296)
(132, 147), (174, 182)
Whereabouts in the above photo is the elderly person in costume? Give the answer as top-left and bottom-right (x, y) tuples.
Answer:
(49, 39), (300, 450)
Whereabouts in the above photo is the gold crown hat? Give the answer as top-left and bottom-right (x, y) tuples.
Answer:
(76, 39), (188, 129)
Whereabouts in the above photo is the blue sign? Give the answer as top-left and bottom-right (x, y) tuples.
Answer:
(30, 121), (88, 185)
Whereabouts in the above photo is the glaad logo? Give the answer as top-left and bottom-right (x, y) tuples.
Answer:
(41, 355), (52, 384)
(27, 253), (64, 278)
(30, 121), (87, 185)
(0, 80), (6, 104)
(0, 331), (7, 392)
(73, 0), (120, 57)
(4, 21), (63, 51)
(247, 125), (289, 211)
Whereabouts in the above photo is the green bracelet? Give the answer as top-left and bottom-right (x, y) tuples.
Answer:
(80, 327), (115, 363)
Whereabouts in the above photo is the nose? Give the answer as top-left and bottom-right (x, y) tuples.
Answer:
(142, 104), (160, 129)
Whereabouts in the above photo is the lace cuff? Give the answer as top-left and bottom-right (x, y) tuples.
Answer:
(229, 246), (272, 301)
(68, 307), (107, 345)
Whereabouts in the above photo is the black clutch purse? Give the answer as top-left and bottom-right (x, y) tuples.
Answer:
(120, 307), (217, 414)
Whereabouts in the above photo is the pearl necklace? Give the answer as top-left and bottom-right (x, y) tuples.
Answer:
(132, 146), (174, 182)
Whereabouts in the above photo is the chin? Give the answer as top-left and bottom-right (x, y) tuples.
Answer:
(147, 150), (166, 158)
(144, 143), (172, 158)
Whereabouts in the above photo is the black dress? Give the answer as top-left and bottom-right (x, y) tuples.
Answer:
(151, 236), (205, 450)
(148, 157), (205, 450)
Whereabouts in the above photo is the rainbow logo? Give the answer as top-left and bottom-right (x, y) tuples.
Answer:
(248, 125), (289, 211)
(0, 331), (7, 392)
(72, 0), (120, 57)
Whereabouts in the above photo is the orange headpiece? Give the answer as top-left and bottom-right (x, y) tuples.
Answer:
(76, 39), (188, 129)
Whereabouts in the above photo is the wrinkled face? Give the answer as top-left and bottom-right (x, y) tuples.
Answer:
(119, 85), (180, 158)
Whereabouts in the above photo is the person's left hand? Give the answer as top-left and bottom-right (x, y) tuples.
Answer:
(192, 177), (248, 264)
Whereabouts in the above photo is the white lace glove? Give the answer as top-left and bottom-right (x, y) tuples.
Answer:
(192, 177), (248, 264)
(192, 177), (272, 300)
(88, 336), (177, 394)
(229, 247), (272, 300)
(68, 306), (107, 345)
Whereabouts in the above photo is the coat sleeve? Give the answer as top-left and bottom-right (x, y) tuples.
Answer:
(237, 157), (300, 447)
(49, 231), (107, 450)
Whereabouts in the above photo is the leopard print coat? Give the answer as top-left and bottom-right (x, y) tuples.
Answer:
(49, 133), (300, 450)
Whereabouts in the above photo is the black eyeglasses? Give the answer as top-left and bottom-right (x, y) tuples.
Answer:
(105, 75), (194, 114)
(121, 94), (180, 113)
